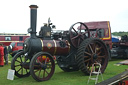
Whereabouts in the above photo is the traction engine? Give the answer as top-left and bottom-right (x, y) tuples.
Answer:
(11, 5), (110, 81)
(111, 35), (128, 58)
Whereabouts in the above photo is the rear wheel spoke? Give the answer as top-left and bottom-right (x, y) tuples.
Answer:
(85, 51), (92, 56)
(98, 55), (105, 58)
(84, 56), (89, 58)
(97, 51), (102, 56)
(89, 44), (94, 54)
(84, 58), (91, 63)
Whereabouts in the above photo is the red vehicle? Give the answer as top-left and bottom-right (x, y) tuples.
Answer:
(8, 41), (24, 57)
(84, 21), (112, 49)
(0, 33), (29, 46)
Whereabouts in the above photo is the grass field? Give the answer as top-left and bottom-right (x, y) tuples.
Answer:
(0, 55), (128, 85)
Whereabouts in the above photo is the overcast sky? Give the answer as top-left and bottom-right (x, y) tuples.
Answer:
(0, 0), (128, 34)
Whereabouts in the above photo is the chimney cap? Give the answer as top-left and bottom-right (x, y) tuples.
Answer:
(29, 5), (38, 9)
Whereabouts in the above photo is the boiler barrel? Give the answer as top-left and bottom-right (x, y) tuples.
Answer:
(40, 39), (70, 55)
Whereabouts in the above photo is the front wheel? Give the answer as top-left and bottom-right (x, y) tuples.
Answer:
(30, 52), (55, 82)
(11, 51), (30, 77)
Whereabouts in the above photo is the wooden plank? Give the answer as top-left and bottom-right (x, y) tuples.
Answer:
(96, 70), (128, 85)
(117, 60), (128, 65)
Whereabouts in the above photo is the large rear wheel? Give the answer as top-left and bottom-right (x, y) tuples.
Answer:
(76, 38), (109, 74)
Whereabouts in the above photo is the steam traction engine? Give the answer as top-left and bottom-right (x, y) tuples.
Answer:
(11, 5), (110, 81)
(111, 35), (128, 58)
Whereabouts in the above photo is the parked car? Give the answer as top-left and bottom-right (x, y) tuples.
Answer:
(8, 41), (24, 57)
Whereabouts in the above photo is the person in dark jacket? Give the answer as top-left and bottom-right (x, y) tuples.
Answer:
(4, 45), (8, 65)
(0, 43), (4, 67)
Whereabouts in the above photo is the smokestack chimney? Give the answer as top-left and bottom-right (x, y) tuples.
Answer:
(29, 5), (38, 38)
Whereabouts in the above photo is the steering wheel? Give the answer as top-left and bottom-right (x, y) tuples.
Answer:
(69, 22), (90, 48)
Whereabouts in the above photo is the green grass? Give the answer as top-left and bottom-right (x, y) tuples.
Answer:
(0, 55), (127, 85)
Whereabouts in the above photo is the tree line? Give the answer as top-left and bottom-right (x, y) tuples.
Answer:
(112, 31), (128, 36)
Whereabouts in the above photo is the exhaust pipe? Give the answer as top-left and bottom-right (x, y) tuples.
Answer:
(29, 5), (38, 38)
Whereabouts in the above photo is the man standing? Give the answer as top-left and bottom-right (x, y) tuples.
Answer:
(0, 43), (4, 67)
(4, 45), (8, 65)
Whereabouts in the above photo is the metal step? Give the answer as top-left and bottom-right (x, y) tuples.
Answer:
(90, 78), (97, 80)
(92, 71), (101, 74)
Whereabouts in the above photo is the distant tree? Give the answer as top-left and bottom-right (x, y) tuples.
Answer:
(112, 31), (128, 36)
